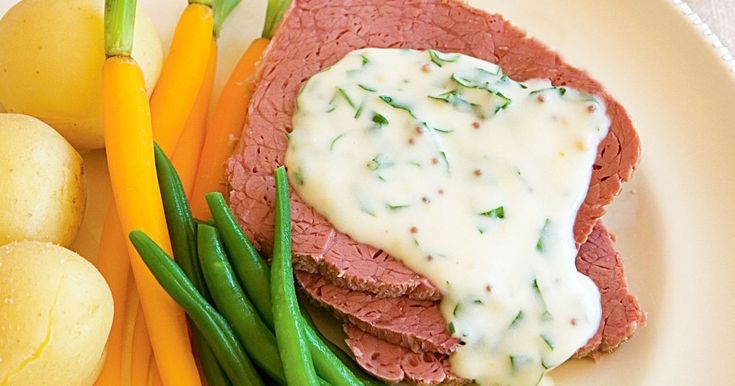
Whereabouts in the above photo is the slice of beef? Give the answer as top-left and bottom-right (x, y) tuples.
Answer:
(297, 270), (459, 355)
(337, 223), (645, 384)
(301, 223), (645, 358)
(574, 223), (647, 358)
(227, 0), (641, 300)
(227, 174), (440, 300)
(343, 324), (469, 386)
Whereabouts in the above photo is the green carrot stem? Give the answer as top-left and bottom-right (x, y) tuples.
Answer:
(104, 0), (137, 57)
(213, 0), (242, 37)
(262, 0), (292, 39)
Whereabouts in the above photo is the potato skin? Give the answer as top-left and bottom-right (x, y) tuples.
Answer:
(0, 241), (113, 386)
(0, 114), (86, 247)
(0, 0), (163, 150)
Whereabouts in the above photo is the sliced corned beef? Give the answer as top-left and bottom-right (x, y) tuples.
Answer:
(300, 223), (645, 356)
(297, 270), (459, 355)
(225, 0), (645, 383)
(344, 324), (468, 386)
(227, 0), (640, 300)
(338, 224), (645, 384)
(574, 223), (647, 358)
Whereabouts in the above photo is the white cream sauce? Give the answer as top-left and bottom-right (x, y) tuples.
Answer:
(285, 48), (609, 386)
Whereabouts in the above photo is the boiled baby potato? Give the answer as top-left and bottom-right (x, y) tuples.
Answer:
(0, 0), (163, 150)
(0, 114), (86, 247)
(0, 241), (113, 385)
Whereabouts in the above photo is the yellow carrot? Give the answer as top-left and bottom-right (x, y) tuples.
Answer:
(99, 2), (218, 383)
(171, 39), (217, 197)
(148, 358), (163, 386)
(94, 208), (131, 385)
(103, 54), (200, 386)
(103, 1), (201, 385)
(97, 2), (216, 382)
(189, 38), (270, 219)
(120, 276), (141, 386)
(150, 2), (214, 155)
(131, 306), (153, 386)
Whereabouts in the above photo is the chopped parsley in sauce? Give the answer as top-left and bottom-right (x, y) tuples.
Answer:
(286, 48), (610, 386)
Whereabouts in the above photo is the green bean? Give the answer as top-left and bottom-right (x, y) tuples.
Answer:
(153, 143), (230, 383)
(198, 223), (287, 384)
(272, 166), (320, 386)
(205, 191), (273, 326)
(128, 230), (263, 386)
(153, 143), (203, 294)
(200, 216), (328, 385)
(198, 334), (232, 386)
(206, 191), (366, 386)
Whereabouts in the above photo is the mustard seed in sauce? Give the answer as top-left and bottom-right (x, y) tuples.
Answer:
(287, 48), (609, 386)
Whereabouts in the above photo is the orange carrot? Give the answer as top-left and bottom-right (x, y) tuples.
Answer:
(103, 54), (200, 386)
(148, 358), (164, 386)
(97, 3), (215, 383)
(130, 305), (153, 386)
(189, 38), (270, 219)
(150, 3), (214, 155)
(103, 1), (201, 384)
(94, 208), (131, 385)
(171, 39), (218, 197)
(120, 275), (140, 386)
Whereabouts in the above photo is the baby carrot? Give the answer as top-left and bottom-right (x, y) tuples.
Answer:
(130, 305), (153, 386)
(94, 209), (132, 385)
(148, 358), (163, 386)
(171, 0), (241, 196)
(149, 1), (214, 155)
(171, 39), (217, 198)
(102, 1), (200, 385)
(189, 0), (292, 219)
(188, 37), (270, 219)
(120, 276), (141, 386)
(98, 1), (224, 381)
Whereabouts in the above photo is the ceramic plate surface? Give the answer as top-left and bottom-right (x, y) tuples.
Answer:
(3, 0), (733, 384)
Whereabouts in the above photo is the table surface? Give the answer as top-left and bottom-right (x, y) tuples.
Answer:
(689, 0), (735, 52)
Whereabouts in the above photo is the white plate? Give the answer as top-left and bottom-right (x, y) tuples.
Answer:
(4, 0), (734, 384)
